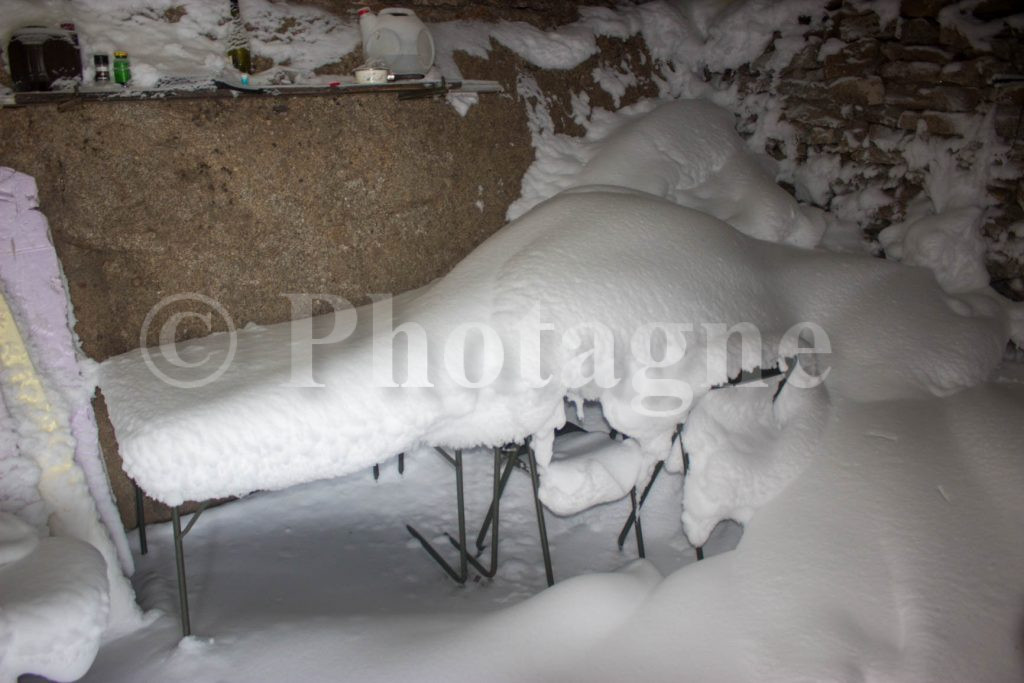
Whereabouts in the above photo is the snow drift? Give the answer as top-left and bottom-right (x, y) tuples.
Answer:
(99, 186), (1010, 508)
(0, 513), (110, 683)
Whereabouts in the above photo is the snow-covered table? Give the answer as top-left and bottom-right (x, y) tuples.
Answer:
(97, 101), (1014, 642)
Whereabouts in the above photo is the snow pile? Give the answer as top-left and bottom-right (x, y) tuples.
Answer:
(467, 0), (1019, 266)
(0, 512), (110, 683)
(567, 100), (823, 247)
(76, 373), (1024, 682)
(538, 432), (654, 516)
(507, 97), (824, 248)
(879, 205), (990, 294)
(679, 374), (829, 545)
(515, 383), (1024, 682)
(0, 511), (37, 566)
(99, 178), (1011, 507)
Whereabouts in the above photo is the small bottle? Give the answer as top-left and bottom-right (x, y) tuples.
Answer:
(94, 54), (110, 82)
(226, 0), (252, 74)
(113, 51), (131, 85)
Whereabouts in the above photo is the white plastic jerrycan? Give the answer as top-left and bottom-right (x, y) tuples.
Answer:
(358, 7), (435, 76)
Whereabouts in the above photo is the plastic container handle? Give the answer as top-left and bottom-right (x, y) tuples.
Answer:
(380, 7), (414, 17)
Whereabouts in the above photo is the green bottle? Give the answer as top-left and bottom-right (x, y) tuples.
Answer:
(226, 0), (252, 74)
(113, 51), (131, 85)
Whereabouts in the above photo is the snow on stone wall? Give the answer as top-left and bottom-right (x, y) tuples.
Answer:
(712, 0), (1024, 297)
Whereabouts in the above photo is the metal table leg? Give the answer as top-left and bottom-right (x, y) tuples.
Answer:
(171, 507), (191, 637)
(170, 501), (211, 637)
(134, 483), (148, 555)
(412, 443), (555, 587)
(447, 446), (504, 577)
(526, 444), (555, 587)
(617, 460), (664, 553)
(406, 448), (469, 583)
(676, 425), (704, 562)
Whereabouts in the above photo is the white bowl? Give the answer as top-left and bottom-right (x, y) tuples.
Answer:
(354, 66), (389, 84)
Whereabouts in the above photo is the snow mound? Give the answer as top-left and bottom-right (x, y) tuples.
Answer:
(574, 382), (1024, 682)
(879, 206), (990, 294)
(681, 375), (830, 546)
(0, 511), (38, 566)
(510, 99), (823, 248)
(0, 518), (109, 683)
(567, 100), (824, 247)
(539, 432), (656, 516)
(100, 188), (1009, 506)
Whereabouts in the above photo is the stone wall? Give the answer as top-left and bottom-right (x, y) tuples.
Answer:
(720, 0), (1024, 297)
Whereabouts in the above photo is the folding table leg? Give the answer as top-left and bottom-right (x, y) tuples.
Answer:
(629, 487), (646, 559)
(406, 448), (469, 583)
(617, 460), (664, 552)
(134, 483), (148, 555)
(526, 444), (555, 587)
(676, 425), (704, 562)
(474, 445), (518, 552)
(169, 501), (211, 637)
(171, 507), (191, 637)
(448, 446), (503, 577)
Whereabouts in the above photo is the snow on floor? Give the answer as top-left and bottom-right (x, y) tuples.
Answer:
(79, 435), (736, 682)
(79, 374), (1024, 682)
(0, 513), (110, 683)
